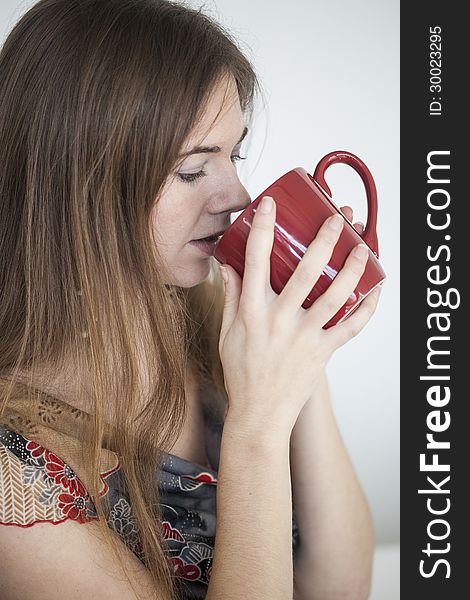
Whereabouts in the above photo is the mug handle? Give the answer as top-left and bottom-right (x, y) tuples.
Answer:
(312, 150), (379, 258)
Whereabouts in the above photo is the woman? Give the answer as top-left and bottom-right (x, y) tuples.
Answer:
(0, 1), (381, 599)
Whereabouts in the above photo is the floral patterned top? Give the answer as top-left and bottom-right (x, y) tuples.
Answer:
(0, 385), (300, 600)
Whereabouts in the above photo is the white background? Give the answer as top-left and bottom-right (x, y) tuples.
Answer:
(1, 1), (400, 597)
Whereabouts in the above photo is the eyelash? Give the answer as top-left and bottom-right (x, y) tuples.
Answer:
(177, 155), (247, 185)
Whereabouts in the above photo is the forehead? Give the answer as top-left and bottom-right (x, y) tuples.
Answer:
(187, 76), (243, 144)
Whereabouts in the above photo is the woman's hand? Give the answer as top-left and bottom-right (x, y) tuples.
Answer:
(218, 197), (381, 434)
(339, 204), (365, 235)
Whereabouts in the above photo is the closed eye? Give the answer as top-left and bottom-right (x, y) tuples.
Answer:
(177, 155), (247, 185)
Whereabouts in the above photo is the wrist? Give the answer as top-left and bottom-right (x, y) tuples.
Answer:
(290, 372), (333, 448)
(223, 407), (292, 448)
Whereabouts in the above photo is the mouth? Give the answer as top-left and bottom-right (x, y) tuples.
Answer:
(191, 229), (226, 243)
(189, 229), (226, 256)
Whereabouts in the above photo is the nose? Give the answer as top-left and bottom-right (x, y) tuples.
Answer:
(212, 175), (251, 218)
(230, 186), (251, 216)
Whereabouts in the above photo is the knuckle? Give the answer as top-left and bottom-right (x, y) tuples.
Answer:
(322, 294), (339, 314)
(251, 218), (273, 233)
(347, 322), (362, 338)
(345, 312), (368, 338)
(362, 296), (375, 312)
(323, 289), (338, 310)
(347, 258), (367, 278)
(331, 327), (351, 348)
(315, 230), (338, 248)
(364, 298), (378, 318)
(243, 252), (259, 270)
(271, 307), (290, 332)
(239, 300), (259, 323)
(295, 265), (316, 289)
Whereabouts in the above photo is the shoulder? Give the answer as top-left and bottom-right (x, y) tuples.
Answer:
(0, 426), (98, 527)
(0, 428), (159, 599)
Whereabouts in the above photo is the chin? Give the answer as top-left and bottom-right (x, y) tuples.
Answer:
(168, 259), (212, 288)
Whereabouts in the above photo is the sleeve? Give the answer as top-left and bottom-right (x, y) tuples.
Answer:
(0, 427), (98, 528)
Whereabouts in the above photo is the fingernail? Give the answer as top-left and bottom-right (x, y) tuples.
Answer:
(219, 265), (228, 284)
(329, 214), (344, 231)
(354, 244), (369, 260)
(259, 196), (273, 214)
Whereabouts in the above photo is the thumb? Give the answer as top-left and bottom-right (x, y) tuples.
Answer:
(219, 263), (242, 343)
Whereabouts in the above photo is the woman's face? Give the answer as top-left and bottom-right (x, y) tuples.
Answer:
(150, 76), (251, 287)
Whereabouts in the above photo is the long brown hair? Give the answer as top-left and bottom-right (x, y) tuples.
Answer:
(0, 1), (262, 597)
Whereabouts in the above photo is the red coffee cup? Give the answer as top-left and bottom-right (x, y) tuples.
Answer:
(213, 150), (386, 329)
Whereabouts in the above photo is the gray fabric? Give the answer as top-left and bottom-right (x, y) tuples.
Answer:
(100, 417), (300, 599)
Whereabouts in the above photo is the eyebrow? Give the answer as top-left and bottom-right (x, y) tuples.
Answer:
(178, 126), (248, 159)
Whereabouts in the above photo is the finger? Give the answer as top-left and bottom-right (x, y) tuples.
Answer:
(219, 263), (243, 345)
(339, 205), (353, 222)
(305, 242), (370, 328)
(238, 196), (276, 312)
(339, 207), (365, 235)
(276, 214), (345, 312)
(325, 285), (382, 348)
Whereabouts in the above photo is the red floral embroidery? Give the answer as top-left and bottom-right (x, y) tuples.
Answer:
(25, 439), (48, 459)
(162, 521), (185, 542)
(44, 449), (87, 497)
(168, 556), (202, 581)
(187, 472), (217, 485)
(1, 430), (122, 530)
(57, 492), (90, 523)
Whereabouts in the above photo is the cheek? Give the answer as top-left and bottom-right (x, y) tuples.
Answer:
(150, 184), (204, 250)
(150, 207), (193, 254)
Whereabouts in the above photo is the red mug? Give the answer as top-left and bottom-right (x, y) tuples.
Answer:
(213, 150), (386, 329)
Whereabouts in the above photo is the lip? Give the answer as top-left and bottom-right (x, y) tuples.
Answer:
(189, 237), (221, 256)
(193, 228), (227, 240)
(189, 227), (228, 256)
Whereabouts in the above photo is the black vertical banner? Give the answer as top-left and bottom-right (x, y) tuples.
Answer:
(401, 3), (467, 599)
